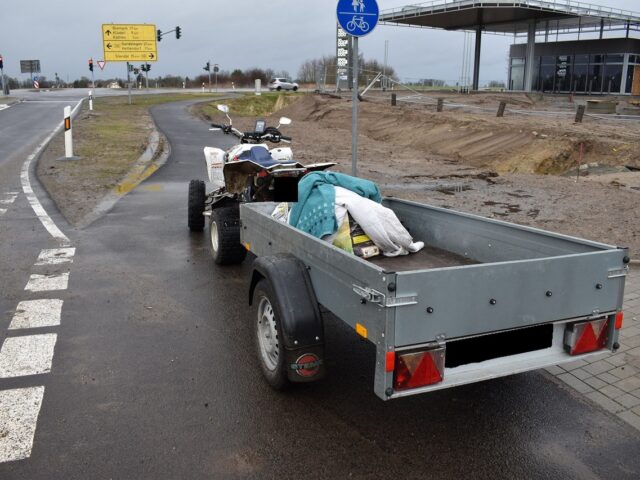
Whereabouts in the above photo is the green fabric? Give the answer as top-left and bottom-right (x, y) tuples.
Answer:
(289, 172), (381, 238)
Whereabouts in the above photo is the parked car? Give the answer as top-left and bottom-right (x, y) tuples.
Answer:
(269, 78), (299, 91)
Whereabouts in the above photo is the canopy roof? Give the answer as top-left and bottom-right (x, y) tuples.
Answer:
(380, 1), (640, 35)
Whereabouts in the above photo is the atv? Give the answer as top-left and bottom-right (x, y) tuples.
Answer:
(188, 104), (334, 265)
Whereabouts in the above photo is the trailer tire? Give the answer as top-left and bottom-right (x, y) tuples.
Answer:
(209, 207), (247, 265)
(188, 179), (206, 232)
(253, 278), (289, 390)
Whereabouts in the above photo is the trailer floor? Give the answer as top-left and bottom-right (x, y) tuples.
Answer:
(369, 244), (478, 272)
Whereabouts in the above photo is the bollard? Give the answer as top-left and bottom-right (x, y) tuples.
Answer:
(202, 82), (205, 93)
(391, 93), (396, 106)
(497, 101), (506, 117)
(64, 106), (73, 158)
(88, 90), (93, 111)
(255, 79), (262, 96)
(437, 98), (444, 112)
(575, 105), (585, 123)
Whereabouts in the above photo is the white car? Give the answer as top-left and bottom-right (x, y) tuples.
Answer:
(269, 78), (299, 92)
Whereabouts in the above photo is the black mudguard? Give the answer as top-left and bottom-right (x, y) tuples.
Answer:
(249, 255), (325, 382)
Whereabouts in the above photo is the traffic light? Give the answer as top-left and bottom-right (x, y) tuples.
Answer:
(0, 55), (3, 70)
(204, 62), (210, 72)
(175, 26), (181, 39)
(157, 29), (162, 42)
(89, 58), (93, 72)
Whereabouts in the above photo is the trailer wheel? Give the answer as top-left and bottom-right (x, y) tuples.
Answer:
(209, 207), (247, 265)
(188, 179), (206, 232)
(253, 279), (289, 390)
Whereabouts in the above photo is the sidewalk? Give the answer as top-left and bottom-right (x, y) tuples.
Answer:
(546, 267), (640, 430)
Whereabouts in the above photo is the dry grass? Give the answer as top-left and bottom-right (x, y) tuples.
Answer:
(195, 92), (303, 120)
(37, 93), (217, 225)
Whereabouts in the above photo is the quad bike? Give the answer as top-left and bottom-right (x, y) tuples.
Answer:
(188, 104), (334, 265)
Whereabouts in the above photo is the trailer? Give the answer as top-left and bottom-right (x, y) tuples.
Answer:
(239, 198), (628, 400)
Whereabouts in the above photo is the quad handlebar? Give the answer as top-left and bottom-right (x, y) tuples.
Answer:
(210, 123), (291, 144)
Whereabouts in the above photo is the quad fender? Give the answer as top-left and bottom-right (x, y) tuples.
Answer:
(249, 255), (325, 382)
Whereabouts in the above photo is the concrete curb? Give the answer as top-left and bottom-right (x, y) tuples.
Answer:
(77, 121), (171, 228)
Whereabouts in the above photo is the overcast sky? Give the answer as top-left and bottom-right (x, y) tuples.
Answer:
(2, 0), (638, 85)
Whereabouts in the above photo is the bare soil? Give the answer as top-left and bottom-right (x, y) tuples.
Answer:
(247, 93), (640, 256)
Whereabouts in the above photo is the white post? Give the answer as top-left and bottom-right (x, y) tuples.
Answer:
(64, 106), (73, 158)
(202, 82), (205, 93)
(88, 90), (93, 111)
(255, 79), (261, 96)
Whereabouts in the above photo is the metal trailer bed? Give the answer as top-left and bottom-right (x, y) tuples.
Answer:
(241, 198), (628, 400)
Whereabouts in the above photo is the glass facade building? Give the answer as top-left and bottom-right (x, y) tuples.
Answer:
(509, 38), (640, 95)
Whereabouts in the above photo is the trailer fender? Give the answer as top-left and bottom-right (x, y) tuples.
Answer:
(249, 255), (325, 382)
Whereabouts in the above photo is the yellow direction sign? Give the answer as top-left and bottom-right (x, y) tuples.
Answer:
(102, 24), (158, 62)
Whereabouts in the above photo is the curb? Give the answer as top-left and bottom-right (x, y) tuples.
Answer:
(77, 122), (171, 228)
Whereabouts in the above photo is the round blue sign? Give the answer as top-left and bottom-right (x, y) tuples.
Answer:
(336, 0), (379, 37)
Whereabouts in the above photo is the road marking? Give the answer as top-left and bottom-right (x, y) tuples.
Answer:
(21, 99), (82, 246)
(0, 194), (18, 205)
(0, 208), (6, 216)
(24, 273), (69, 292)
(0, 334), (57, 378)
(0, 387), (45, 463)
(35, 247), (75, 266)
(9, 299), (63, 330)
(0, 104), (9, 111)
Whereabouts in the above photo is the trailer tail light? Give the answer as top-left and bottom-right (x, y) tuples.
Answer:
(564, 318), (610, 356)
(393, 347), (445, 391)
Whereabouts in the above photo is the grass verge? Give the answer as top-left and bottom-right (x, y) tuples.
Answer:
(37, 93), (218, 226)
(195, 92), (303, 119)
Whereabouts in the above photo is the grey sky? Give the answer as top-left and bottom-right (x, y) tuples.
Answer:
(2, 0), (638, 85)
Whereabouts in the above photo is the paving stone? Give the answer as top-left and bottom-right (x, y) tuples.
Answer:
(562, 359), (589, 371)
(621, 325), (640, 337)
(584, 376), (608, 390)
(585, 391), (625, 414)
(613, 376), (640, 393)
(623, 335), (640, 348)
(618, 410), (640, 431)
(616, 393), (640, 409)
(597, 372), (620, 384)
(632, 405), (640, 416)
(582, 359), (615, 376)
(557, 373), (593, 394)
(600, 384), (626, 399)
(609, 365), (639, 380)
(605, 354), (628, 367)
(544, 365), (564, 376)
(570, 368), (591, 380)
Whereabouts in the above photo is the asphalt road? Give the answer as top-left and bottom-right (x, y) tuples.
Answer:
(1, 94), (640, 479)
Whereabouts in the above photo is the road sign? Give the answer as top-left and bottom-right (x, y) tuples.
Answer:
(102, 24), (158, 62)
(97, 60), (106, 70)
(336, 0), (379, 37)
(20, 60), (41, 74)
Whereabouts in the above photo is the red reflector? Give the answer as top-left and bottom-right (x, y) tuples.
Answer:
(615, 311), (624, 330)
(564, 318), (609, 356)
(385, 351), (395, 373)
(393, 348), (445, 391)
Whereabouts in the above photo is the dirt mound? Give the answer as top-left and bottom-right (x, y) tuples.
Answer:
(276, 94), (638, 175)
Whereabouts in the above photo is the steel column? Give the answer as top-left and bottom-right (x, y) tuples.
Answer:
(524, 21), (536, 92)
(472, 26), (481, 90)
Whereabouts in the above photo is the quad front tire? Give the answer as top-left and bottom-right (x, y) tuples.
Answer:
(208, 207), (247, 265)
(188, 179), (206, 232)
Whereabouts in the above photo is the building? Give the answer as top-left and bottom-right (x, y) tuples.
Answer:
(380, 0), (640, 94)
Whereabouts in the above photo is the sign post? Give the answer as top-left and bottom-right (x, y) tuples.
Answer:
(336, 0), (379, 177)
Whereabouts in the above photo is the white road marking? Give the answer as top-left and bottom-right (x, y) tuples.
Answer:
(0, 194), (17, 205)
(0, 208), (6, 216)
(21, 99), (82, 246)
(0, 387), (45, 463)
(9, 299), (63, 330)
(35, 247), (75, 266)
(24, 273), (69, 292)
(0, 104), (9, 111)
(0, 334), (57, 377)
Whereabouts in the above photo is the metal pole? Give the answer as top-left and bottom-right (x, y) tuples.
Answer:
(383, 40), (388, 90)
(208, 60), (212, 93)
(126, 62), (132, 105)
(351, 36), (359, 177)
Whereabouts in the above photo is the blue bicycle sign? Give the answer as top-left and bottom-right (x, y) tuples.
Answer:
(336, 0), (379, 37)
